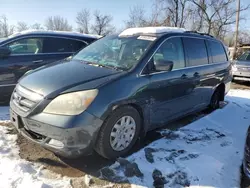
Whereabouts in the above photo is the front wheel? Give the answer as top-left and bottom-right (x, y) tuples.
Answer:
(95, 106), (141, 159)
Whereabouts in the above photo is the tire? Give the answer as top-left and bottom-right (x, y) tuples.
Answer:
(95, 106), (141, 159)
(209, 89), (221, 110)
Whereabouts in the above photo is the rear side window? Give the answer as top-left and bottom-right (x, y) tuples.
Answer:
(43, 37), (87, 53)
(208, 40), (227, 63)
(183, 38), (208, 67)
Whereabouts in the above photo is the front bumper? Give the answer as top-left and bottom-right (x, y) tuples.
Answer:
(10, 106), (103, 158)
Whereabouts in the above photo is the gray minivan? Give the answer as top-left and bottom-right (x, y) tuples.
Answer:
(10, 27), (232, 159)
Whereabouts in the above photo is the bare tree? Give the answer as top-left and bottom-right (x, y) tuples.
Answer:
(91, 11), (115, 35)
(224, 30), (250, 47)
(189, 0), (250, 36)
(168, 0), (189, 27)
(189, 0), (205, 31)
(31, 23), (44, 30)
(76, 9), (91, 33)
(44, 16), (72, 31)
(17, 21), (29, 32)
(238, 31), (250, 45)
(150, 0), (192, 27)
(125, 5), (148, 28)
(0, 15), (15, 37)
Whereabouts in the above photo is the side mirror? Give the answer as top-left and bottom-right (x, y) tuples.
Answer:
(0, 47), (11, 58)
(154, 59), (173, 72)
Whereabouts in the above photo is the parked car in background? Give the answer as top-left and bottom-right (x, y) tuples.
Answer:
(0, 30), (101, 102)
(10, 27), (231, 159)
(232, 51), (250, 82)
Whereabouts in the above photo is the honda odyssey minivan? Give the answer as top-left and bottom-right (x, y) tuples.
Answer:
(10, 27), (232, 159)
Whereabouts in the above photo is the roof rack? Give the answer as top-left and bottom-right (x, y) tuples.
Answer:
(185, 31), (214, 38)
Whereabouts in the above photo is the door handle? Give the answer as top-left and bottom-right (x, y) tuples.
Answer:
(194, 72), (200, 77)
(32, 60), (43, 63)
(181, 74), (187, 79)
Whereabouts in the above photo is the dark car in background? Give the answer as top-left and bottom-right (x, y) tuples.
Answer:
(0, 30), (101, 101)
(232, 51), (250, 81)
(10, 27), (231, 159)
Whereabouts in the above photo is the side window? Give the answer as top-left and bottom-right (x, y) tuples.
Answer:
(208, 40), (227, 63)
(5, 38), (43, 54)
(153, 37), (185, 71)
(183, 38), (208, 67)
(43, 38), (87, 53)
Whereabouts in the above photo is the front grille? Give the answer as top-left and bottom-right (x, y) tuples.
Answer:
(12, 85), (43, 112)
(24, 127), (46, 141)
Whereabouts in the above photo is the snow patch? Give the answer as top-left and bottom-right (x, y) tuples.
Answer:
(107, 89), (250, 187)
(119, 27), (186, 37)
(0, 120), (71, 188)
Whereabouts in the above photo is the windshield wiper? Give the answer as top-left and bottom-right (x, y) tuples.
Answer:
(84, 61), (125, 71)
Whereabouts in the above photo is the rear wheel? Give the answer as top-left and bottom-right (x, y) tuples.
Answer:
(209, 89), (221, 110)
(95, 106), (141, 159)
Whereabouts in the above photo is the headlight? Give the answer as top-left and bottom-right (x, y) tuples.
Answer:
(43, 89), (98, 115)
(232, 65), (237, 72)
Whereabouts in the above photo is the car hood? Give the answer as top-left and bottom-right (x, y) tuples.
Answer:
(19, 59), (121, 97)
(235, 60), (250, 67)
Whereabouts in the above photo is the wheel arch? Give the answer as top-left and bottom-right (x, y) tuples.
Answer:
(100, 102), (149, 139)
(94, 103), (147, 158)
(111, 103), (147, 136)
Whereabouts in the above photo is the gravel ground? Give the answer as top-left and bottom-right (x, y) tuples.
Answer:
(11, 81), (250, 188)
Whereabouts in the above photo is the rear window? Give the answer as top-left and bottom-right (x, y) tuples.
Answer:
(208, 40), (227, 63)
(183, 38), (208, 67)
(43, 37), (87, 53)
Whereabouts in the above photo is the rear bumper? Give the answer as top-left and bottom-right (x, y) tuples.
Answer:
(233, 76), (250, 81)
(233, 71), (250, 81)
(10, 107), (103, 158)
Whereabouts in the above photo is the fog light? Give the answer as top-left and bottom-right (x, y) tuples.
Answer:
(48, 139), (64, 148)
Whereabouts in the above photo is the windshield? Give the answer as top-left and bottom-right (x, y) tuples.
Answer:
(73, 35), (153, 70)
(237, 52), (250, 61)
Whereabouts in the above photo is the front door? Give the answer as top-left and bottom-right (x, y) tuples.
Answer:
(146, 37), (197, 128)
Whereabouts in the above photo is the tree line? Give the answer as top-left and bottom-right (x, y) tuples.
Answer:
(0, 9), (115, 37)
(0, 0), (249, 46)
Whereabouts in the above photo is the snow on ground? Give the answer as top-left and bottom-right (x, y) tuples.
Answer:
(0, 89), (249, 188)
(104, 89), (250, 188)
(0, 108), (71, 188)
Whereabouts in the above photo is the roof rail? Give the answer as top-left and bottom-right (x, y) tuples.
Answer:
(185, 30), (214, 38)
